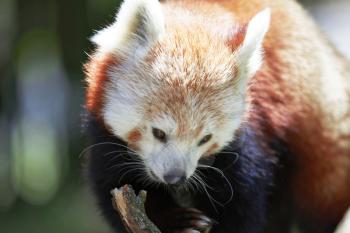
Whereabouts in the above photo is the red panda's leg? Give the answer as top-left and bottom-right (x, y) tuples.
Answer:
(148, 207), (214, 233)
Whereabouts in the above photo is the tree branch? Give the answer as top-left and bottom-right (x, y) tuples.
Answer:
(111, 185), (161, 233)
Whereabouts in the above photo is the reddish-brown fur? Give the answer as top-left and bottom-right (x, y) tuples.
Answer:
(127, 128), (142, 142)
(219, 0), (350, 222)
(226, 25), (247, 52)
(204, 143), (219, 157)
(85, 53), (117, 118)
(85, 0), (350, 224)
(127, 128), (142, 151)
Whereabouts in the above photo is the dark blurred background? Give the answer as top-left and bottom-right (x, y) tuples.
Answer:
(0, 0), (349, 232)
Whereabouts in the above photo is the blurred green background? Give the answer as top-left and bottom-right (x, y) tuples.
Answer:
(0, 0), (349, 232)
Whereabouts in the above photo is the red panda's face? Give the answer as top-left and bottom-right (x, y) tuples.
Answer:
(128, 90), (244, 184)
(109, 94), (244, 185)
(101, 37), (245, 184)
(87, 0), (270, 184)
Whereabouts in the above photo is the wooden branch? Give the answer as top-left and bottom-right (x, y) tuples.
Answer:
(111, 185), (161, 233)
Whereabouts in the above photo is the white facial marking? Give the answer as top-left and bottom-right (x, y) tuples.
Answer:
(91, 0), (164, 55)
(144, 139), (204, 183)
(236, 8), (271, 91)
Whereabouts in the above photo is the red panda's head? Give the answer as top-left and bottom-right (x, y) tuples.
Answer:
(85, 0), (270, 184)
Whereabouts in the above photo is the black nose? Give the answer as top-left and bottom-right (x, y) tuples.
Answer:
(163, 170), (186, 184)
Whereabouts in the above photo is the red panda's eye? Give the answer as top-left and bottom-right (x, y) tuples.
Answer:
(152, 128), (167, 143)
(198, 134), (212, 146)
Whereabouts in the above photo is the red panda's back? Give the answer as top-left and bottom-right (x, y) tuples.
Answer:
(213, 0), (350, 223)
(172, 0), (350, 223)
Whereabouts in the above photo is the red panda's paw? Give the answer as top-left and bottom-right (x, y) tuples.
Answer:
(160, 208), (214, 233)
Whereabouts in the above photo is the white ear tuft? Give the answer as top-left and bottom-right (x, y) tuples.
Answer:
(91, 0), (165, 54)
(237, 8), (271, 78)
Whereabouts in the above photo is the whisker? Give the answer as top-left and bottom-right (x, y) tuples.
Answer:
(107, 162), (144, 171)
(194, 172), (212, 190)
(79, 141), (137, 159)
(192, 172), (220, 213)
(106, 152), (142, 163)
(197, 172), (224, 208)
(221, 152), (240, 171)
(79, 142), (117, 158)
(198, 165), (234, 205)
(118, 167), (145, 184)
(104, 152), (130, 162)
(188, 175), (199, 193)
(103, 150), (138, 157)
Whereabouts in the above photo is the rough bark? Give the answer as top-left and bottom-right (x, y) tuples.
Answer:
(111, 185), (161, 233)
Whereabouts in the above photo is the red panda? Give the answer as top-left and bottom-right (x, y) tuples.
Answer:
(84, 0), (350, 232)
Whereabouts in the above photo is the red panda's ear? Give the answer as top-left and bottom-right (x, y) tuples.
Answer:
(235, 9), (271, 84)
(91, 0), (165, 55)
